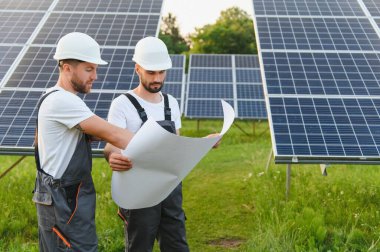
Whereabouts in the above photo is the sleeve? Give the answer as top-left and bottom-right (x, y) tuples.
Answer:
(44, 92), (94, 129)
(107, 95), (128, 129)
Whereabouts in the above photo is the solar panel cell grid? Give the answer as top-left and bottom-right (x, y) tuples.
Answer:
(54, 0), (163, 13)
(189, 69), (233, 82)
(362, 0), (380, 17)
(0, 12), (44, 44)
(190, 54), (232, 68)
(0, 46), (22, 84)
(271, 97), (380, 158)
(235, 55), (260, 68)
(33, 13), (159, 46)
(262, 52), (380, 96)
(256, 17), (380, 51)
(253, 0), (365, 16)
(0, 0), (52, 10)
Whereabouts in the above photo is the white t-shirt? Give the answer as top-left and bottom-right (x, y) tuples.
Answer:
(107, 91), (181, 134)
(37, 86), (94, 179)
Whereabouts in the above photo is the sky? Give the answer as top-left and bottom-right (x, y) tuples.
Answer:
(161, 0), (254, 36)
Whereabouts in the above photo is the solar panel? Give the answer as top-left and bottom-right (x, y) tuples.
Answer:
(185, 54), (266, 119)
(0, 12), (45, 44)
(0, 0), (166, 155)
(0, 0), (52, 10)
(33, 13), (160, 46)
(253, 0), (380, 163)
(54, 0), (163, 13)
(362, 0), (380, 17)
(0, 46), (23, 84)
(162, 55), (186, 113)
(253, 0), (365, 16)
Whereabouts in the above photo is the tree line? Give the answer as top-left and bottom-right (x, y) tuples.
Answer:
(159, 7), (257, 55)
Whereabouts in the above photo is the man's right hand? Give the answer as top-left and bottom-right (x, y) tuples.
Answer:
(108, 152), (133, 171)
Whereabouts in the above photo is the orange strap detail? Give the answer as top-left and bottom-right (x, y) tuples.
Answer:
(66, 182), (82, 224)
(52, 226), (72, 248)
(117, 209), (128, 225)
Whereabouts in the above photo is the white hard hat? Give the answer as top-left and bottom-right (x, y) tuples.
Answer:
(53, 32), (107, 65)
(132, 37), (172, 70)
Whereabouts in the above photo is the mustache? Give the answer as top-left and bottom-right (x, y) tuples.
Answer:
(150, 82), (163, 85)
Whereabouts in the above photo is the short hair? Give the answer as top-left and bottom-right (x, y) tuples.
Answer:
(58, 59), (85, 69)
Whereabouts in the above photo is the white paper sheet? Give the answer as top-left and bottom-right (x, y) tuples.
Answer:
(112, 100), (235, 209)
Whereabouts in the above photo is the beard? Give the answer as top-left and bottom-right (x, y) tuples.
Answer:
(71, 73), (90, 94)
(140, 76), (164, 93)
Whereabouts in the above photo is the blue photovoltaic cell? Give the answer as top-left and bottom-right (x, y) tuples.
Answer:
(0, 0), (167, 155)
(270, 97), (380, 158)
(165, 69), (183, 82)
(238, 100), (267, 119)
(33, 13), (159, 46)
(186, 54), (266, 119)
(0, 90), (41, 148)
(0, 0), (52, 10)
(190, 54), (232, 68)
(0, 12), (44, 44)
(362, 0), (380, 17)
(262, 52), (380, 96)
(253, 0), (365, 16)
(54, 0), (163, 13)
(186, 99), (234, 118)
(235, 55), (260, 68)
(0, 90), (122, 152)
(237, 84), (264, 99)
(0, 46), (22, 83)
(188, 83), (234, 99)
(189, 69), (233, 83)
(253, 0), (380, 163)
(256, 17), (380, 51)
(236, 69), (261, 83)
(162, 55), (185, 110)
(4, 47), (140, 91)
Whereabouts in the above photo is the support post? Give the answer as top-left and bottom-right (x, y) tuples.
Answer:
(286, 164), (291, 200)
(265, 149), (273, 172)
(0, 156), (27, 180)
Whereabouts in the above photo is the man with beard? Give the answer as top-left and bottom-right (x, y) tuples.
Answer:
(103, 36), (190, 251)
(33, 32), (134, 252)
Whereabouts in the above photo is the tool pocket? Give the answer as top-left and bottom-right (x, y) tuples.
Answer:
(32, 191), (52, 205)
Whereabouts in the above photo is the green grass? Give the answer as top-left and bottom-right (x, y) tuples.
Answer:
(1, 119), (380, 251)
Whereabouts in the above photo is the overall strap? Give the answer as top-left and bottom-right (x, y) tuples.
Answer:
(34, 90), (59, 173)
(124, 92), (172, 122)
(124, 93), (148, 122)
(162, 93), (172, 121)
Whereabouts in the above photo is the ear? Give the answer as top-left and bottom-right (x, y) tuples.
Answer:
(61, 63), (73, 73)
(135, 64), (142, 76)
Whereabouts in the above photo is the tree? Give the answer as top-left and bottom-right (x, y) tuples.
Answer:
(159, 13), (189, 54)
(189, 7), (257, 54)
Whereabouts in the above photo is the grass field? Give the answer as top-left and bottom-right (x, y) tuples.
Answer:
(1, 119), (380, 251)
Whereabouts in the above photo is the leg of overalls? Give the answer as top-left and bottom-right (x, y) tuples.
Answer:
(36, 203), (68, 251)
(123, 204), (161, 252)
(158, 183), (189, 252)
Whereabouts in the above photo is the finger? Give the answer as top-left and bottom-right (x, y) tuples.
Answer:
(110, 164), (132, 171)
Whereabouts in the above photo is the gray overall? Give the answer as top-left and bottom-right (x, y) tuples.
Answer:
(118, 93), (189, 252)
(33, 90), (97, 251)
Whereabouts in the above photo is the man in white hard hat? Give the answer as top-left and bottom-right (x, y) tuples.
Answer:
(32, 32), (134, 252)
(104, 37), (190, 251)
